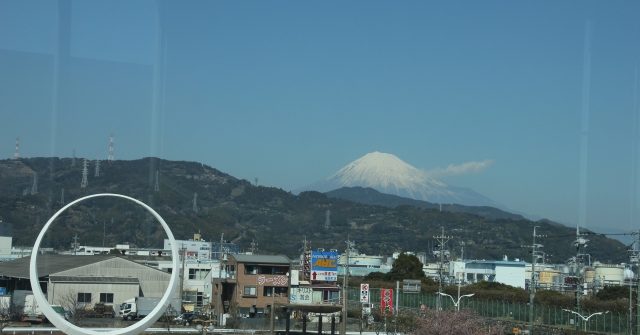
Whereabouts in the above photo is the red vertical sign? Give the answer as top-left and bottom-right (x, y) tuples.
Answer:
(380, 288), (394, 313)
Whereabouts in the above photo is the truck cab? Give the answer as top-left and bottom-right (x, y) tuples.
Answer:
(119, 298), (137, 320)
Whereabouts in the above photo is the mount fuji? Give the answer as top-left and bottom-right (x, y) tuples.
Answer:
(299, 151), (498, 207)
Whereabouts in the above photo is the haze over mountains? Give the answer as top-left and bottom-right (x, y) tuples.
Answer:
(0, 157), (628, 263)
(299, 151), (499, 207)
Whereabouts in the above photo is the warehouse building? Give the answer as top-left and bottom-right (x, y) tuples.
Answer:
(0, 255), (173, 311)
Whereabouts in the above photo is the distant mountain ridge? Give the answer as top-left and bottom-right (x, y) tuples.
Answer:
(326, 187), (525, 221)
(299, 152), (499, 207)
(0, 157), (628, 264)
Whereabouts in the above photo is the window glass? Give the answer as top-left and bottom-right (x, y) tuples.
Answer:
(100, 293), (114, 303)
(77, 292), (91, 303)
(243, 286), (257, 297)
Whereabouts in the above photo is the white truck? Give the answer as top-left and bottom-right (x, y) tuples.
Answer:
(12, 290), (44, 323)
(119, 297), (180, 321)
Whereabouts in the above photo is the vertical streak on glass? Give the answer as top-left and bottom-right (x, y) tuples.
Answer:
(631, 67), (639, 231)
(578, 21), (592, 231)
(150, 0), (166, 159)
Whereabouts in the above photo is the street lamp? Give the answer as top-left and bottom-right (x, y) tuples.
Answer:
(562, 309), (610, 332)
(437, 292), (475, 311)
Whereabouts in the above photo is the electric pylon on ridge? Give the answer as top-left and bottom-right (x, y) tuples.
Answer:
(108, 134), (115, 162)
(80, 159), (88, 188)
(13, 137), (19, 159)
(94, 159), (101, 177)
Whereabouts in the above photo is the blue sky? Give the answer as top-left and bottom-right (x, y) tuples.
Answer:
(0, 1), (639, 232)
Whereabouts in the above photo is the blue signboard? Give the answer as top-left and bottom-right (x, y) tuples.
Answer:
(311, 250), (338, 281)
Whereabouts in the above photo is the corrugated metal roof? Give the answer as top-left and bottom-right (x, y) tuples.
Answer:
(0, 255), (118, 279)
(49, 276), (140, 284)
(231, 254), (290, 264)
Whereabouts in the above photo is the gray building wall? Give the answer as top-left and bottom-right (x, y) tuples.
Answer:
(47, 281), (139, 310)
(53, 258), (171, 297)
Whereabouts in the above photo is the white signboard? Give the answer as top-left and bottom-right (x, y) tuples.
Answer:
(290, 287), (313, 305)
(360, 283), (370, 303)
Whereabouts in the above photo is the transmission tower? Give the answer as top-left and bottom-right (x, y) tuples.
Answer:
(94, 159), (101, 177)
(107, 134), (115, 162)
(80, 159), (88, 188)
(71, 149), (76, 167)
(72, 234), (80, 255)
(192, 192), (198, 213)
(250, 239), (258, 254)
(13, 137), (19, 159)
(434, 227), (452, 311)
(30, 173), (38, 195)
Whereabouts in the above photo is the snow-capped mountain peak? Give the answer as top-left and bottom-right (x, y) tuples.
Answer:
(330, 151), (445, 190)
(299, 151), (498, 207)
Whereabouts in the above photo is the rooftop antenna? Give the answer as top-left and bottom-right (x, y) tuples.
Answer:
(192, 192), (198, 213)
(154, 169), (160, 192)
(30, 173), (38, 195)
(13, 137), (19, 159)
(94, 159), (100, 177)
(108, 134), (115, 162)
(80, 159), (88, 188)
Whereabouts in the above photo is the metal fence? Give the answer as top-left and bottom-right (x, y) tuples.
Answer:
(356, 287), (632, 334)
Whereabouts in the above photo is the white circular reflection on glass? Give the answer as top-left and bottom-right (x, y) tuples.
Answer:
(29, 193), (180, 335)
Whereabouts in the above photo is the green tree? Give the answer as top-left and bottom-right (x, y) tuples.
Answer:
(387, 253), (425, 281)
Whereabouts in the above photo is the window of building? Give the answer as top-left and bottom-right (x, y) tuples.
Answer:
(77, 293), (91, 303)
(188, 268), (211, 280)
(274, 287), (288, 296)
(245, 265), (258, 275)
(196, 291), (204, 307)
(100, 293), (114, 303)
(243, 286), (257, 297)
(273, 266), (288, 275)
(260, 266), (273, 274)
(263, 286), (288, 297)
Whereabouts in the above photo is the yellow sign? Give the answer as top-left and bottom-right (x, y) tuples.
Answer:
(314, 259), (336, 268)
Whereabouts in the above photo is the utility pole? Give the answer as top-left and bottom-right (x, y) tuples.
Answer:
(574, 227), (589, 332)
(216, 233), (225, 326)
(180, 244), (186, 303)
(342, 238), (352, 335)
(434, 227), (452, 311)
(522, 226), (544, 335)
(630, 230), (640, 335)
